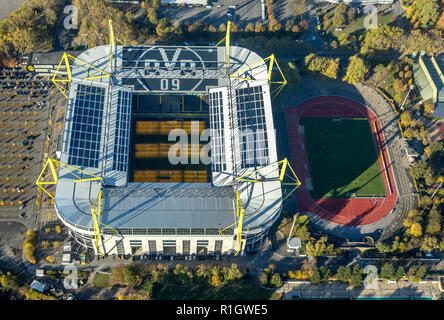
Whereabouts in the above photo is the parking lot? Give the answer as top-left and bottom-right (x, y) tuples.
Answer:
(0, 67), (52, 220)
(158, 0), (263, 27)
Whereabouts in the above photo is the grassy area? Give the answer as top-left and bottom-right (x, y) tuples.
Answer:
(153, 279), (280, 300)
(301, 118), (385, 198)
(93, 273), (110, 289)
(323, 10), (395, 38)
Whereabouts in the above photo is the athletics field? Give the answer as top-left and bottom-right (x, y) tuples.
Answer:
(300, 117), (385, 199)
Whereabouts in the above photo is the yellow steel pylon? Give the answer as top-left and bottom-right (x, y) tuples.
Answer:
(219, 158), (301, 255)
(36, 157), (106, 255)
(215, 22), (286, 92)
(215, 21), (231, 70)
(52, 52), (111, 99)
(236, 158), (301, 201)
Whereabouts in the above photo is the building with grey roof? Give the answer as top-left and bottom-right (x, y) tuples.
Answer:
(414, 54), (444, 118)
(53, 44), (284, 256)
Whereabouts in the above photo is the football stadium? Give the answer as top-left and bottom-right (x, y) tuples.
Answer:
(36, 22), (300, 257)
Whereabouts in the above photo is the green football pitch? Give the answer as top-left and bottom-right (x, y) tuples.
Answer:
(300, 118), (386, 199)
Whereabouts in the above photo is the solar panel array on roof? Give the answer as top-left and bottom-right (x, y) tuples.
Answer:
(209, 90), (226, 172)
(236, 85), (269, 168)
(67, 84), (105, 168)
(113, 90), (132, 172)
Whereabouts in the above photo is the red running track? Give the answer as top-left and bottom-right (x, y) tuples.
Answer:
(286, 96), (397, 226)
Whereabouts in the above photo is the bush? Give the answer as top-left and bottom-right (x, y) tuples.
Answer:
(25, 288), (56, 300)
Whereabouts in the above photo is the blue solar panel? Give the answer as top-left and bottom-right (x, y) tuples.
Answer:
(112, 90), (131, 172)
(209, 90), (226, 172)
(67, 84), (105, 168)
(236, 86), (269, 168)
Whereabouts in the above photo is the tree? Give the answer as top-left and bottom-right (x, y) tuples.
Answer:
(421, 235), (438, 251)
(122, 266), (139, 286)
(403, 127), (415, 139)
(259, 272), (268, 285)
(376, 241), (392, 254)
(23, 230), (36, 264)
(409, 160), (428, 180)
(0, 272), (19, 291)
(268, 18), (282, 32)
(270, 273), (282, 288)
(226, 264), (243, 281)
(342, 55), (368, 84)
(310, 268), (321, 284)
(284, 62), (301, 87)
(255, 22), (265, 33)
(284, 20), (294, 32)
(41, 241), (50, 250)
(400, 111), (413, 127)
(405, 29), (444, 55)
(156, 18), (173, 38)
(335, 266), (351, 283)
(25, 288), (57, 300)
(207, 24), (217, 32)
(45, 255), (55, 264)
(147, 7), (158, 25)
(406, 0), (440, 29)
(425, 207), (441, 235)
(219, 23), (227, 32)
(380, 263), (396, 279)
(318, 266), (331, 281)
(244, 22), (255, 32)
(304, 236), (335, 257)
(360, 25), (404, 55)
(415, 265), (427, 280)
(332, 3), (348, 27)
(54, 225), (62, 233)
(409, 222), (423, 237)
(395, 266), (405, 280)
(428, 142), (444, 160)
(210, 272), (223, 287)
(350, 265), (364, 287)
(304, 54), (340, 80)
(438, 11), (444, 30)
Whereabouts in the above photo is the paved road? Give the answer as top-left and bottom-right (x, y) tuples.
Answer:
(279, 279), (442, 299)
(0, 0), (27, 20)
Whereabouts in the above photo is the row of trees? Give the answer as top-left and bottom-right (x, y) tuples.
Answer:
(110, 262), (245, 296)
(23, 229), (36, 264)
(267, 261), (431, 288)
(360, 25), (444, 56)
(405, 0), (441, 30)
(0, 0), (60, 55)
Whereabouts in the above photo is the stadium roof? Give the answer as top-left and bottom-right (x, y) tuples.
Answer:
(54, 44), (282, 236)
